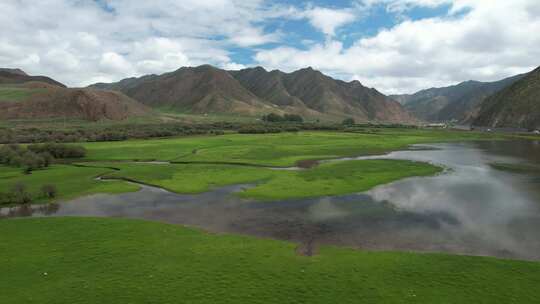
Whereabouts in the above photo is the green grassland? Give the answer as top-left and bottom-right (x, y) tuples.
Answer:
(0, 86), (44, 102)
(1, 217), (539, 304)
(1, 130), (495, 203)
(87, 159), (441, 200)
(242, 159), (441, 200)
(0, 165), (138, 203)
(81, 129), (499, 166)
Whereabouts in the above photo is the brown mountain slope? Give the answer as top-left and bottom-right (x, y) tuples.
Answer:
(0, 69), (66, 88)
(231, 66), (415, 123)
(473, 66), (540, 130)
(390, 74), (524, 123)
(227, 67), (325, 118)
(0, 84), (151, 121)
(92, 65), (277, 115)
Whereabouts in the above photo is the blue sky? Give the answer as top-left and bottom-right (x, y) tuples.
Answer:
(1, 0), (539, 94)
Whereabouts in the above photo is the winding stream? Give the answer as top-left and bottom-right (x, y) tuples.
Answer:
(2, 140), (540, 260)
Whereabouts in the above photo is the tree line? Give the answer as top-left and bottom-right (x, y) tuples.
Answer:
(0, 143), (86, 174)
(1, 119), (419, 144)
(261, 113), (304, 123)
(0, 182), (57, 205)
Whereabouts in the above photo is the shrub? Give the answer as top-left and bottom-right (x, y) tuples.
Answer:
(238, 125), (283, 134)
(41, 184), (58, 199)
(283, 114), (303, 123)
(9, 182), (32, 204)
(342, 118), (355, 126)
(262, 113), (304, 123)
(262, 113), (284, 123)
(0, 192), (9, 205)
(28, 143), (86, 158)
(21, 151), (45, 173)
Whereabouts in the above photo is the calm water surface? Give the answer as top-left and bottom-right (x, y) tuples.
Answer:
(3, 140), (540, 260)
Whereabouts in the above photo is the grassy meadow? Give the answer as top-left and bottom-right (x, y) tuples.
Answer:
(1, 129), (484, 203)
(80, 129), (498, 165)
(1, 217), (539, 304)
(85, 159), (441, 200)
(0, 165), (138, 203)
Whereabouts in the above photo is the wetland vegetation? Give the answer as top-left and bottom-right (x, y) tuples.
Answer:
(2, 128), (540, 303)
(1, 129), (492, 204)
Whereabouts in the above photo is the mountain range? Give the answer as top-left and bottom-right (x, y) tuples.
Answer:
(391, 74), (525, 123)
(90, 65), (415, 123)
(2, 64), (539, 129)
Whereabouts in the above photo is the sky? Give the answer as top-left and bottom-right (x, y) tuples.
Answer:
(1, 0), (539, 94)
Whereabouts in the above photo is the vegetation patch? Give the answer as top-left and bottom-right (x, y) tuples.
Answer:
(0, 143), (86, 174)
(490, 162), (540, 174)
(96, 162), (273, 194)
(0, 87), (43, 102)
(1, 217), (539, 304)
(0, 165), (137, 205)
(81, 130), (500, 166)
(0, 130), (495, 203)
(95, 159), (441, 200)
(242, 159), (442, 200)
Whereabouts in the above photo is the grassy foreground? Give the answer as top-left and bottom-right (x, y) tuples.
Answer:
(1, 217), (539, 304)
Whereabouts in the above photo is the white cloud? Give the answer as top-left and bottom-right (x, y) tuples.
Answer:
(360, 0), (452, 13)
(303, 7), (357, 36)
(228, 27), (280, 47)
(255, 0), (540, 94)
(99, 52), (133, 75)
(0, 0), (280, 86)
(221, 62), (247, 70)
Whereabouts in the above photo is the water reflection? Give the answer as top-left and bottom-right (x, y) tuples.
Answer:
(2, 141), (540, 260)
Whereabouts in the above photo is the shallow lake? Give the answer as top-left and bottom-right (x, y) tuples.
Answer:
(3, 140), (540, 260)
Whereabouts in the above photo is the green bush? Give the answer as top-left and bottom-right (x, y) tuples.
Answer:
(9, 182), (32, 204)
(342, 117), (355, 125)
(41, 184), (58, 199)
(28, 143), (86, 158)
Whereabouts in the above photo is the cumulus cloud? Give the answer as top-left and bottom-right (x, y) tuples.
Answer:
(256, 0), (540, 94)
(360, 0), (453, 13)
(0, 0), (281, 86)
(221, 62), (247, 70)
(302, 7), (357, 36)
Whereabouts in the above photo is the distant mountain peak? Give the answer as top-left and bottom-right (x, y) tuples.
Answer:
(0, 68), (66, 88)
(0, 68), (27, 76)
(391, 73), (526, 123)
(251, 66), (267, 72)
